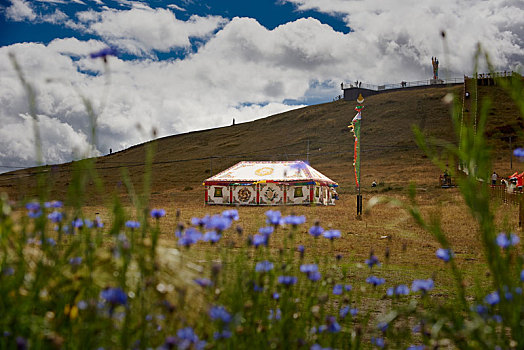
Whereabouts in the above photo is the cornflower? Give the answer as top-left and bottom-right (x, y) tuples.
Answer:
(283, 215), (306, 226)
(150, 208), (166, 219)
(125, 220), (140, 229)
(436, 248), (453, 262)
(309, 224), (324, 237)
(322, 229), (341, 240)
(278, 276), (297, 286)
(255, 260), (274, 272)
(366, 276), (385, 286)
(265, 210), (282, 226)
(411, 279), (434, 293)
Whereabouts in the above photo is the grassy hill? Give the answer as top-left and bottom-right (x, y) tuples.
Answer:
(0, 83), (521, 205)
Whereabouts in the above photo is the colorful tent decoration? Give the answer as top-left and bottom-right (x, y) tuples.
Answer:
(203, 161), (338, 206)
(349, 95), (364, 189)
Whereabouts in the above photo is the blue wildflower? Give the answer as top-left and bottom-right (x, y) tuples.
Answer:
(350, 308), (358, 316)
(485, 291), (500, 305)
(253, 283), (264, 292)
(193, 278), (213, 287)
(209, 305), (232, 323)
(176, 327), (199, 343)
(371, 337), (385, 348)
(48, 211), (63, 223)
(72, 218), (84, 228)
(377, 322), (388, 332)
(407, 346), (425, 350)
(310, 344), (331, 350)
(513, 148), (524, 158)
(307, 271), (322, 281)
(69, 257), (82, 266)
(100, 287), (127, 306)
(322, 230), (341, 240)
(365, 254), (380, 268)
(203, 231), (221, 244)
(125, 220), (140, 229)
(150, 208), (166, 219)
(45, 238), (56, 246)
(205, 215), (232, 232)
(259, 226), (274, 235)
(265, 210), (282, 226)
(221, 209), (239, 221)
(412, 279), (434, 293)
(272, 292), (280, 299)
(253, 234), (268, 247)
(290, 161), (309, 170)
(178, 228), (202, 247)
(191, 215), (210, 227)
(492, 314), (503, 323)
(2, 267), (14, 276)
(496, 232), (519, 248)
(333, 284), (343, 295)
(283, 215), (306, 226)
(278, 276), (298, 286)
(387, 285), (410, 296)
(366, 276), (385, 286)
(339, 306), (350, 318)
(255, 260), (274, 272)
(25, 201), (40, 211)
(213, 330), (232, 339)
(77, 300), (88, 310)
(326, 316), (340, 332)
(300, 264), (318, 273)
(309, 224), (324, 237)
(436, 248), (453, 262)
(269, 308), (282, 321)
(90, 47), (118, 59)
(521, 270), (524, 282)
(28, 209), (42, 219)
(44, 200), (63, 208)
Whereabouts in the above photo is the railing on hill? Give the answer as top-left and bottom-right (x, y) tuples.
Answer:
(342, 71), (517, 92)
(490, 185), (521, 205)
(342, 77), (464, 91)
(490, 184), (524, 227)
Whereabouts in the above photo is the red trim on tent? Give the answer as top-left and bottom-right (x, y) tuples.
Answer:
(256, 184), (260, 204)
(229, 186), (233, 204)
(283, 186), (287, 203)
(205, 186), (208, 203)
(310, 186), (314, 204)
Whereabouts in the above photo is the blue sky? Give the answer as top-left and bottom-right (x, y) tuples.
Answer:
(0, 0), (523, 170)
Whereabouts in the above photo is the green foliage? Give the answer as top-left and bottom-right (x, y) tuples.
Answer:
(2, 50), (524, 349)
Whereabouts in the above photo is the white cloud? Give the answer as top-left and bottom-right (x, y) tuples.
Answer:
(5, 0), (36, 22)
(167, 4), (186, 11)
(76, 6), (228, 56)
(42, 9), (68, 24)
(284, 0), (524, 78)
(2, 1), (524, 170)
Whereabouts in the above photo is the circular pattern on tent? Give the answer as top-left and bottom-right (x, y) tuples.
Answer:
(238, 187), (252, 202)
(255, 167), (274, 176)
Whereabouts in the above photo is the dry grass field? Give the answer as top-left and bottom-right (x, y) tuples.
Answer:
(1, 82), (522, 292)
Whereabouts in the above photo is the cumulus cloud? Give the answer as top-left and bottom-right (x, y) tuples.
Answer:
(284, 0), (524, 77)
(5, 0), (36, 22)
(75, 6), (228, 56)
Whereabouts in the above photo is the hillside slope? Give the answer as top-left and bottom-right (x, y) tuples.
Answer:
(0, 83), (521, 204)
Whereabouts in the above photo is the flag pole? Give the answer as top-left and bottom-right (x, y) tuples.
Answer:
(350, 93), (365, 218)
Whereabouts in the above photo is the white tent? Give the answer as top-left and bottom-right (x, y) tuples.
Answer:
(203, 161), (338, 206)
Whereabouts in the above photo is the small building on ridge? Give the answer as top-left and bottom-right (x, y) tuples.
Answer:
(203, 161), (338, 206)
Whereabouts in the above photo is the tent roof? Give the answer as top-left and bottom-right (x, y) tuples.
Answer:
(204, 161), (338, 186)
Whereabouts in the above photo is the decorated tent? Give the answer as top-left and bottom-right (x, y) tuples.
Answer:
(203, 161), (338, 206)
